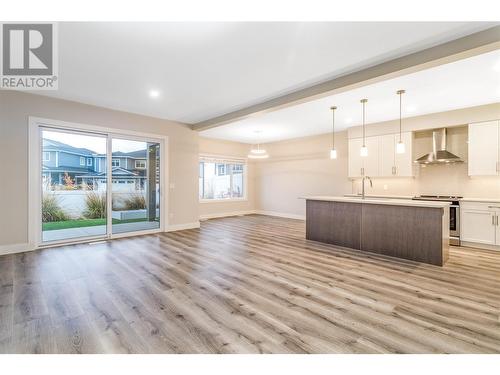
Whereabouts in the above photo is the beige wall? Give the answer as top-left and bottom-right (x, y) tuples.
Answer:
(255, 131), (351, 218)
(255, 103), (500, 217)
(198, 137), (256, 218)
(0, 91), (199, 247)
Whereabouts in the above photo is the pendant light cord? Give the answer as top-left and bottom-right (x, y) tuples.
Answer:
(399, 92), (402, 142)
(330, 106), (336, 149)
(361, 99), (367, 147)
(397, 90), (405, 142)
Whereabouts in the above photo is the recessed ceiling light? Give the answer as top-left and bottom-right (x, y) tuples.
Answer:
(149, 90), (160, 99)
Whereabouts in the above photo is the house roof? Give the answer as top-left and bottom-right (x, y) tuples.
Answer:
(75, 167), (142, 179)
(43, 139), (95, 156)
(42, 165), (93, 173)
(94, 150), (148, 158)
(43, 138), (152, 158)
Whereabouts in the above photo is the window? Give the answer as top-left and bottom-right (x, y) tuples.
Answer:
(135, 160), (146, 169)
(86, 158), (92, 166)
(216, 164), (226, 176)
(112, 159), (120, 167)
(42, 152), (50, 161)
(199, 157), (246, 200)
(80, 157), (85, 166)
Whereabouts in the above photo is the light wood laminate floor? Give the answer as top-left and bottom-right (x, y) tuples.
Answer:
(1, 215), (499, 353)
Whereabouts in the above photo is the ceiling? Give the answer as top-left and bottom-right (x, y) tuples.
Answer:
(201, 49), (500, 144)
(35, 22), (496, 125)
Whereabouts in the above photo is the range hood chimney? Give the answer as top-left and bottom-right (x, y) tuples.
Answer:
(415, 128), (463, 164)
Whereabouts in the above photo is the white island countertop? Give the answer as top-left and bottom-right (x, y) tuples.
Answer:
(301, 196), (451, 208)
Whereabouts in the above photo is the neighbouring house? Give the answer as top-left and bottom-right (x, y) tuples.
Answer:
(42, 139), (150, 191)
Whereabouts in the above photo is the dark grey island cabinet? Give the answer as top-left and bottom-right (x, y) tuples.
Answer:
(304, 197), (450, 266)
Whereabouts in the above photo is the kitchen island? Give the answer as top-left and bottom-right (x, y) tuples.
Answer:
(303, 196), (450, 266)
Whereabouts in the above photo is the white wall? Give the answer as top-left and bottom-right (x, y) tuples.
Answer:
(254, 103), (500, 218)
(0, 91), (199, 247)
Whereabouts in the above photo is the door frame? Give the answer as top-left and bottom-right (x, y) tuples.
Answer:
(28, 116), (168, 249)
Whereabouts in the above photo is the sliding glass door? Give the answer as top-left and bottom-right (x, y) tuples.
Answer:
(39, 126), (163, 245)
(41, 128), (108, 243)
(111, 138), (161, 234)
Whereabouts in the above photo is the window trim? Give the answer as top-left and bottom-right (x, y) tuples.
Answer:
(111, 159), (120, 167)
(135, 159), (146, 169)
(198, 155), (248, 203)
(86, 158), (92, 166)
(42, 151), (51, 162)
(79, 156), (85, 166)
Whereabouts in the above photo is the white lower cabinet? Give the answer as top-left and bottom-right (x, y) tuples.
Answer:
(461, 201), (500, 249)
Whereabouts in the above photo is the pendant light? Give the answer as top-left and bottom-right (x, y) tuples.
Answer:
(360, 99), (368, 157)
(396, 89), (406, 154)
(330, 106), (338, 159)
(248, 131), (269, 159)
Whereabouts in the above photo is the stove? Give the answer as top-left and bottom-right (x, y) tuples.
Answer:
(412, 195), (462, 246)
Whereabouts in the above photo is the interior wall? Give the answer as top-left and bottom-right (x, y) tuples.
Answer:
(255, 103), (500, 218)
(198, 137), (256, 218)
(255, 131), (351, 218)
(0, 91), (199, 247)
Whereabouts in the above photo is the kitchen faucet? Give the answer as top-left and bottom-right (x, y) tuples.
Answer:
(361, 176), (372, 199)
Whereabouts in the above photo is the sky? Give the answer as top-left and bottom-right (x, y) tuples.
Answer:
(43, 130), (149, 154)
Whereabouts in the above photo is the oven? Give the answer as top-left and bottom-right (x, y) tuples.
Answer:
(412, 195), (462, 246)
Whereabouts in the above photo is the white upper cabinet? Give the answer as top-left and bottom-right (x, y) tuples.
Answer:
(348, 132), (413, 178)
(468, 121), (500, 176)
(363, 136), (380, 177)
(379, 134), (396, 176)
(348, 138), (364, 178)
(394, 132), (414, 177)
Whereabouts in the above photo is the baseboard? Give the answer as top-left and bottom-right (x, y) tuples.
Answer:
(0, 242), (34, 256)
(200, 210), (257, 220)
(255, 210), (305, 220)
(166, 221), (201, 232)
(461, 241), (500, 252)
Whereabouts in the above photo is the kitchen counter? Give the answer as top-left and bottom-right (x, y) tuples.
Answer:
(304, 196), (451, 208)
(344, 193), (414, 200)
(303, 196), (450, 266)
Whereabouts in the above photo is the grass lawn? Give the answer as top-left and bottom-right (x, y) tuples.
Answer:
(42, 218), (151, 231)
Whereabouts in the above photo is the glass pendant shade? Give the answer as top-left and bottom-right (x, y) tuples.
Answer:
(360, 145), (368, 157)
(330, 148), (337, 159)
(396, 141), (405, 154)
(248, 144), (269, 159)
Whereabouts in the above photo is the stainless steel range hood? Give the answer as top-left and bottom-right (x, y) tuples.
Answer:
(415, 128), (463, 164)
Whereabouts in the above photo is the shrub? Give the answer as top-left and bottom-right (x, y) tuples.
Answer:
(124, 193), (146, 210)
(42, 193), (69, 222)
(83, 191), (107, 219)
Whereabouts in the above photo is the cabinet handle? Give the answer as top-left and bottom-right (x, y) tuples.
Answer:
(493, 215), (496, 226)
(488, 206), (500, 209)
(361, 167), (364, 176)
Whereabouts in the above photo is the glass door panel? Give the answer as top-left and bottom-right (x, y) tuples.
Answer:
(111, 138), (160, 234)
(41, 128), (107, 243)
